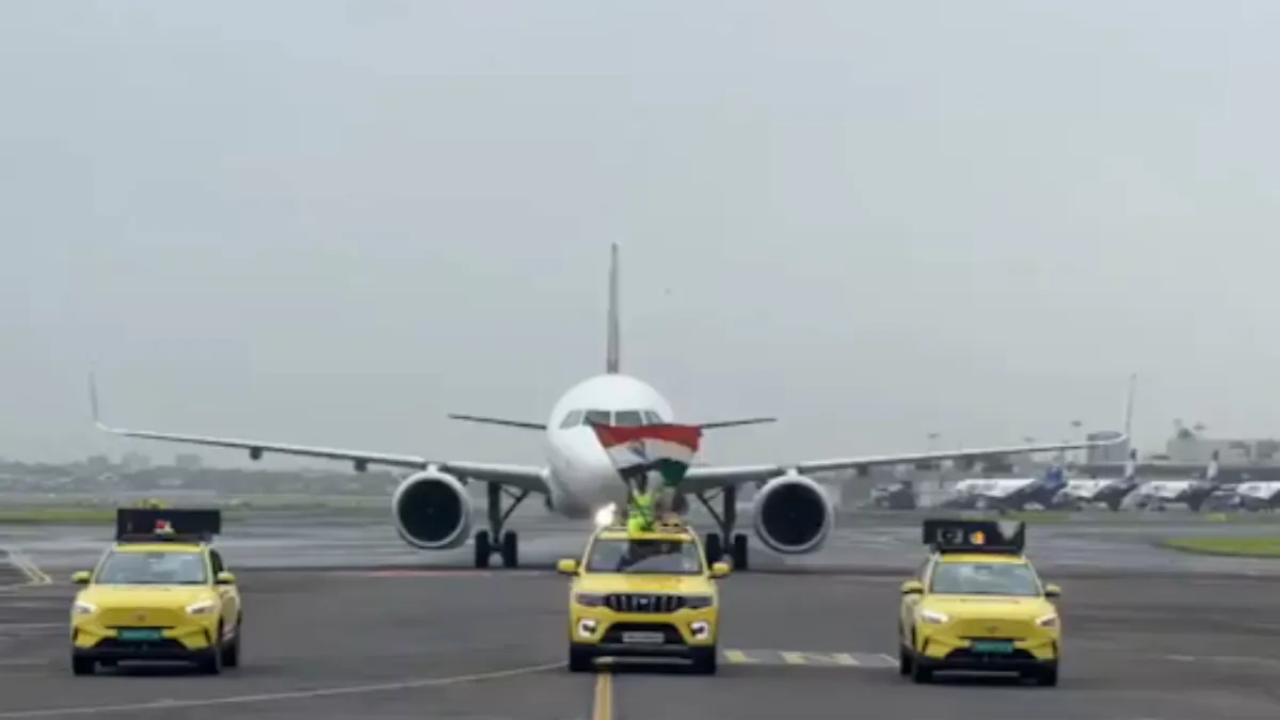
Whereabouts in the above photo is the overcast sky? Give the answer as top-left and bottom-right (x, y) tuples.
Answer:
(3, 1), (1279, 467)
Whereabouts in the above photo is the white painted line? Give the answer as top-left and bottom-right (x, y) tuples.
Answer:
(0, 661), (562, 718)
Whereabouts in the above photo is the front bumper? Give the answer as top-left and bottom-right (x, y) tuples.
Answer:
(71, 620), (219, 659)
(916, 631), (1059, 672)
(569, 607), (718, 657)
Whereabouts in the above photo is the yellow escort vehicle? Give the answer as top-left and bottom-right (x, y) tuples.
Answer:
(69, 508), (242, 676)
(558, 517), (730, 674)
(898, 519), (1061, 686)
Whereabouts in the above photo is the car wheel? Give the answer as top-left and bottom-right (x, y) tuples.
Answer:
(568, 645), (594, 673)
(222, 623), (241, 669)
(1037, 666), (1058, 687)
(909, 632), (931, 683)
(691, 647), (718, 675)
(898, 644), (912, 676)
(71, 656), (95, 676)
(198, 626), (224, 675)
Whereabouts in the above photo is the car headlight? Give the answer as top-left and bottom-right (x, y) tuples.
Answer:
(72, 601), (97, 616)
(919, 609), (949, 624)
(684, 595), (715, 610)
(186, 600), (218, 616)
(575, 593), (606, 608)
(1036, 613), (1059, 628)
(576, 618), (598, 638)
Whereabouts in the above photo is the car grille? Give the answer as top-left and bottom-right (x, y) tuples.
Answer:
(99, 608), (184, 628)
(946, 647), (1038, 662)
(94, 638), (188, 653)
(952, 619), (1034, 640)
(602, 623), (684, 644)
(605, 594), (687, 613)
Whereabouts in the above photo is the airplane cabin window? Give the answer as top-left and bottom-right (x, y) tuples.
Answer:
(613, 410), (644, 427)
(583, 410), (612, 427)
(560, 410), (585, 429)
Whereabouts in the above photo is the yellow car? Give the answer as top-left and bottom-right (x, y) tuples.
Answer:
(898, 519), (1061, 686)
(69, 508), (242, 676)
(558, 519), (730, 674)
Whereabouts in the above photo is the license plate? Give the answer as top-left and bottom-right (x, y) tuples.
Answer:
(970, 640), (1014, 654)
(118, 629), (162, 641)
(621, 632), (665, 644)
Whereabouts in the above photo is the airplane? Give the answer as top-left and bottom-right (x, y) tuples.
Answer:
(937, 464), (1072, 513)
(89, 244), (1134, 571)
(1226, 481), (1280, 511)
(1053, 449), (1141, 511)
(1127, 451), (1221, 512)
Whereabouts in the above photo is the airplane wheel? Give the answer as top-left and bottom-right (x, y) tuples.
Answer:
(704, 533), (723, 564)
(474, 531), (491, 569)
(500, 531), (519, 568)
(731, 534), (749, 570)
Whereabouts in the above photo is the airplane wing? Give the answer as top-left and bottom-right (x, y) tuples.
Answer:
(681, 436), (1130, 495)
(684, 374), (1138, 495)
(88, 376), (549, 495)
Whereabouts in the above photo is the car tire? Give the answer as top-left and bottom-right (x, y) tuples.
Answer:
(909, 634), (931, 684)
(690, 647), (718, 675)
(1036, 665), (1058, 687)
(198, 627), (224, 675)
(222, 620), (241, 669)
(898, 644), (912, 676)
(71, 656), (95, 676)
(568, 645), (594, 673)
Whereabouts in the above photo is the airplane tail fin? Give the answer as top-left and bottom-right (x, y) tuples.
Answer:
(1205, 449), (1220, 482)
(606, 243), (620, 374)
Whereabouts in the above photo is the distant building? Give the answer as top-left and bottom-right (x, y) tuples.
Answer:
(1085, 431), (1129, 465)
(1164, 432), (1279, 465)
(174, 453), (204, 470)
(121, 451), (152, 472)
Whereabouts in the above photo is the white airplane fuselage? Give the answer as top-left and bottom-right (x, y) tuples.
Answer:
(539, 373), (675, 520)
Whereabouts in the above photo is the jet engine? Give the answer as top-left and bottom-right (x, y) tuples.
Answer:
(752, 473), (834, 554)
(392, 470), (473, 550)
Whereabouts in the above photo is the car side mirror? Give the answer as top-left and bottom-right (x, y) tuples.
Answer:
(215, 571), (237, 585)
(556, 559), (578, 576)
(710, 561), (731, 578)
(1043, 583), (1061, 598)
(901, 580), (924, 595)
(71, 571), (92, 585)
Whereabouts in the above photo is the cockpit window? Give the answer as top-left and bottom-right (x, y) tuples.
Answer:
(643, 410), (664, 425)
(613, 410), (644, 427)
(559, 410), (585, 429)
(583, 410), (612, 427)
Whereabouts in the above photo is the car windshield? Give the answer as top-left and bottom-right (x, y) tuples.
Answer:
(95, 551), (208, 585)
(930, 561), (1040, 597)
(585, 538), (703, 575)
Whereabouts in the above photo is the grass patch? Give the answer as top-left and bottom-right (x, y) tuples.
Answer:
(1160, 536), (1280, 558)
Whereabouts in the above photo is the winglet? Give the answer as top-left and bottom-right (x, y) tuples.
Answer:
(606, 243), (620, 375)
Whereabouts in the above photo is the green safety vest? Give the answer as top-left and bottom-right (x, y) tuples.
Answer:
(628, 491), (656, 531)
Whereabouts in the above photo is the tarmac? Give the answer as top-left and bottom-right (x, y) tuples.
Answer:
(2, 512), (1280, 718)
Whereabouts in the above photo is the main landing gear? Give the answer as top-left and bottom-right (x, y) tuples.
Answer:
(695, 486), (750, 570)
(474, 482), (529, 569)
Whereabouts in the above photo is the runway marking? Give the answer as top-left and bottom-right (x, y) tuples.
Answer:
(591, 671), (613, 720)
(0, 661), (563, 718)
(721, 649), (895, 668)
(0, 550), (51, 588)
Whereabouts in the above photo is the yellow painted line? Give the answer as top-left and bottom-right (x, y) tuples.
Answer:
(591, 670), (613, 720)
(780, 651), (858, 666)
(723, 649), (761, 664)
(0, 661), (562, 718)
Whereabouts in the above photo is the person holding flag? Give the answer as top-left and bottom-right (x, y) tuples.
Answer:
(589, 422), (703, 531)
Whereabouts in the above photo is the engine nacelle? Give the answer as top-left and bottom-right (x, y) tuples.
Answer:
(393, 470), (473, 550)
(752, 473), (835, 554)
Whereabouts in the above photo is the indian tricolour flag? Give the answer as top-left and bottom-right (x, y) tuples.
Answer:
(590, 423), (703, 489)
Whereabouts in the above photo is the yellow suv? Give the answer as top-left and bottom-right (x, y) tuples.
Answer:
(898, 519), (1061, 686)
(558, 519), (729, 674)
(69, 508), (242, 676)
